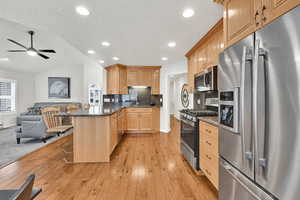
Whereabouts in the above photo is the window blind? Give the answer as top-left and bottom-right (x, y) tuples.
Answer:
(0, 80), (16, 112)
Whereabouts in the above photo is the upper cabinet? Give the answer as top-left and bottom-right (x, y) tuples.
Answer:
(223, 0), (300, 47)
(126, 66), (160, 94)
(127, 69), (138, 86)
(106, 65), (161, 94)
(185, 19), (224, 92)
(106, 64), (127, 94)
(152, 69), (160, 94)
(223, 0), (256, 47)
(261, 0), (300, 26)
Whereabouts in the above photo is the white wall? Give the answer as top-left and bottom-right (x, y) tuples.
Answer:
(34, 65), (84, 102)
(171, 73), (191, 119)
(83, 60), (106, 104)
(160, 60), (188, 133)
(34, 60), (106, 104)
(0, 70), (35, 114)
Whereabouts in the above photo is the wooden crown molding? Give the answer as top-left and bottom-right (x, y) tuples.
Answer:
(213, 0), (225, 5)
(185, 18), (223, 57)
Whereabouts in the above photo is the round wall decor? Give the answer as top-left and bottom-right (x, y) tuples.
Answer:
(181, 84), (189, 108)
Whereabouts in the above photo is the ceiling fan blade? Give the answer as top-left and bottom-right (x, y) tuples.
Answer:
(8, 50), (27, 52)
(38, 53), (49, 59)
(38, 49), (56, 53)
(7, 39), (27, 49)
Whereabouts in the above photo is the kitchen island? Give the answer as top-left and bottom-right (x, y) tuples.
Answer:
(60, 104), (160, 163)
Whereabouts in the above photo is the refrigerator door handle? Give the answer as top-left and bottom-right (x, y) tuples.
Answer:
(241, 46), (253, 162)
(254, 40), (267, 168)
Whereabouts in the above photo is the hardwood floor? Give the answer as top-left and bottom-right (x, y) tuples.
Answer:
(0, 130), (218, 200)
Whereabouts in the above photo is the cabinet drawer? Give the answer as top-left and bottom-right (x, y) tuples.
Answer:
(200, 154), (219, 189)
(200, 121), (218, 139)
(200, 132), (218, 156)
(126, 108), (152, 113)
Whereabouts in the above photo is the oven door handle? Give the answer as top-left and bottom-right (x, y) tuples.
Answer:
(181, 119), (196, 127)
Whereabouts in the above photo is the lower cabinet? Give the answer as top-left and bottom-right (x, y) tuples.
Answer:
(126, 112), (140, 130)
(199, 121), (219, 190)
(125, 107), (159, 133)
(110, 113), (118, 153)
(139, 113), (153, 131)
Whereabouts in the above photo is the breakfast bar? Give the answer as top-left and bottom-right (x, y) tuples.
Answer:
(60, 104), (160, 163)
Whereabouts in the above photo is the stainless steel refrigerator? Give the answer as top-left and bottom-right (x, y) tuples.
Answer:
(218, 5), (300, 200)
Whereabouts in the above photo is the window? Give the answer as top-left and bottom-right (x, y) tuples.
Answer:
(0, 79), (16, 112)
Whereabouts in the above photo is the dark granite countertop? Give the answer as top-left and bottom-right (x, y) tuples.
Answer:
(198, 116), (219, 127)
(58, 103), (161, 117)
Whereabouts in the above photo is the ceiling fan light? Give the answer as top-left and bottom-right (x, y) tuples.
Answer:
(27, 49), (37, 56)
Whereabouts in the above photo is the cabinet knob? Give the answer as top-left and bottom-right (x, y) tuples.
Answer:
(254, 10), (260, 26)
(262, 5), (267, 22)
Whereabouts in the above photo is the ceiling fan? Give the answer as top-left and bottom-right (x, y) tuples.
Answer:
(7, 31), (56, 59)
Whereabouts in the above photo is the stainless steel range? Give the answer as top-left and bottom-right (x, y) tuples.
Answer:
(180, 109), (218, 170)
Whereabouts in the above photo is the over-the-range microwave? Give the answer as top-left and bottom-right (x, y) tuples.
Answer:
(194, 66), (218, 92)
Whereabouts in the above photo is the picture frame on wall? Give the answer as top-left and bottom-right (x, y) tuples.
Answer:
(48, 77), (71, 99)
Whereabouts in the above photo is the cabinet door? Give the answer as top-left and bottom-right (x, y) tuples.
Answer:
(111, 114), (118, 152)
(224, 0), (256, 47)
(262, 0), (300, 26)
(152, 107), (160, 132)
(119, 67), (127, 94)
(138, 70), (152, 86)
(152, 69), (160, 94)
(126, 112), (139, 130)
(107, 67), (120, 94)
(127, 70), (138, 86)
(187, 57), (195, 92)
(139, 112), (153, 131)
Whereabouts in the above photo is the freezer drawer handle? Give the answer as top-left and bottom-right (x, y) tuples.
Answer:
(221, 161), (265, 200)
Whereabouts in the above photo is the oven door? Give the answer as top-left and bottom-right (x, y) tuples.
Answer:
(180, 119), (199, 169)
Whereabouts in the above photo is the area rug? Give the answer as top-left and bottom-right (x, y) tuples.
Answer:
(0, 127), (71, 169)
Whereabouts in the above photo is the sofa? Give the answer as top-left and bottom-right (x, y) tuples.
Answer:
(16, 102), (81, 144)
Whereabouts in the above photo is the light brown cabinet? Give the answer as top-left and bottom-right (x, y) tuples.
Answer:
(106, 64), (127, 94)
(110, 113), (118, 153)
(152, 69), (160, 94)
(223, 0), (256, 47)
(186, 19), (223, 92)
(139, 113), (153, 131)
(127, 69), (138, 86)
(223, 0), (300, 47)
(260, 0), (300, 26)
(125, 107), (159, 132)
(107, 66), (160, 94)
(199, 121), (219, 190)
(126, 112), (140, 130)
(126, 66), (160, 94)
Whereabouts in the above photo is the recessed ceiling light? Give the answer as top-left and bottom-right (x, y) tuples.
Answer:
(0, 57), (9, 61)
(168, 41), (176, 48)
(76, 6), (90, 16)
(161, 57), (168, 61)
(101, 41), (111, 47)
(112, 57), (119, 61)
(99, 60), (105, 64)
(182, 8), (195, 18)
(88, 50), (95, 54)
